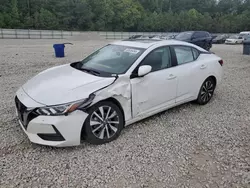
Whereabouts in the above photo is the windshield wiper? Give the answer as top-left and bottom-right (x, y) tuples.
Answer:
(80, 68), (100, 76)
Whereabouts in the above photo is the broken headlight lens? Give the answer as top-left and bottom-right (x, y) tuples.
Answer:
(36, 94), (95, 116)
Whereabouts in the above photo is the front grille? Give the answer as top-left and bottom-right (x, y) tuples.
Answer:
(27, 111), (39, 125)
(15, 96), (38, 129)
(15, 96), (27, 128)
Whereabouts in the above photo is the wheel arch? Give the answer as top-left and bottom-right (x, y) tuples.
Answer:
(105, 97), (126, 126)
(207, 75), (217, 87)
(195, 75), (217, 99)
(81, 97), (126, 140)
(195, 75), (217, 105)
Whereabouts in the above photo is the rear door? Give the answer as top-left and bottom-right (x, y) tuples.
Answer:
(170, 45), (206, 103)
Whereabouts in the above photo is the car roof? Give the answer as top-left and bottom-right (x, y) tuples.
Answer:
(110, 39), (203, 50)
(179, 31), (208, 33)
(240, 31), (250, 34)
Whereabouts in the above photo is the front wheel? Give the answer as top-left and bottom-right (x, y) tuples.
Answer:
(196, 77), (216, 105)
(82, 101), (124, 145)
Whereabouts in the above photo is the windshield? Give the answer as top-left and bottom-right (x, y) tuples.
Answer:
(175, 32), (193, 40)
(215, 35), (225, 40)
(239, 33), (249, 38)
(73, 44), (145, 76)
(229, 35), (238, 39)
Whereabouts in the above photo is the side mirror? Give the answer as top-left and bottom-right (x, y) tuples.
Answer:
(138, 65), (152, 77)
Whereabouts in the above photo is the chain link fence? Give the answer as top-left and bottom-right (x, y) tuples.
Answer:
(0, 28), (77, 39)
(0, 29), (235, 40)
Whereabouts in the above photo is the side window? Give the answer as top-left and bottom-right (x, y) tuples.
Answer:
(206, 32), (211, 37)
(192, 48), (200, 60)
(174, 46), (195, 65)
(193, 32), (205, 38)
(193, 32), (200, 38)
(141, 47), (172, 72)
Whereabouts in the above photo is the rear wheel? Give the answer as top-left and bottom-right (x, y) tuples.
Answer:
(196, 77), (216, 105)
(83, 101), (124, 145)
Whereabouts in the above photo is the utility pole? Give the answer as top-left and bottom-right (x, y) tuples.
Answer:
(27, 0), (31, 17)
(104, 0), (107, 31)
(169, 0), (172, 12)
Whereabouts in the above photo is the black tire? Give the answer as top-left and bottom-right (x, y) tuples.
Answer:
(196, 77), (216, 105)
(82, 101), (124, 145)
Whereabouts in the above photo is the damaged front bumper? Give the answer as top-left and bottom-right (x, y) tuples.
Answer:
(16, 109), (88, 147)
(15, 88), (89, 147)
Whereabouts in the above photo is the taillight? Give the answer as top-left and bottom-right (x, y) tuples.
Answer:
(219, 60), (223, 66)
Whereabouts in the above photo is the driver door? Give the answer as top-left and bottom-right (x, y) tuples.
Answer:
(130, 46), (178, 118)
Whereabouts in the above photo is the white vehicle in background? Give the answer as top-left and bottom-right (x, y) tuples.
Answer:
(15, 38), (223, 147)
(225, 35), (244, 44)
(239, 31), (250, 40)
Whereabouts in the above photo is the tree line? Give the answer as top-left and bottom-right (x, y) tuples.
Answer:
(0, 0), (250, 33)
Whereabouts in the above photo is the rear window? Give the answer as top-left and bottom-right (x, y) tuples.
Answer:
(175, 32), (194, 40)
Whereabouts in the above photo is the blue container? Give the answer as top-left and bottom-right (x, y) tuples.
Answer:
(53, 44), (65, 58)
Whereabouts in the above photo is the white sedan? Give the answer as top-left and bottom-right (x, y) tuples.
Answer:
(15, 39), (223, 147)
(225, 35), (244, 44)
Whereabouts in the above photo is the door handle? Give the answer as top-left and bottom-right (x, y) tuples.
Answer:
(168, 74), (176, 80)
(200, 64), (207, 69)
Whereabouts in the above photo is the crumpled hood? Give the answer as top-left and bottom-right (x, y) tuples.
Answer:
(22, 64), (116, 105)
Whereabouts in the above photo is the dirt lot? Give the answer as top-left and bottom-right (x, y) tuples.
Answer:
(0, 39), (250, 188)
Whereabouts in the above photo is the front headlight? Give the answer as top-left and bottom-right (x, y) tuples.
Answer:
(36, 94), (95, 116)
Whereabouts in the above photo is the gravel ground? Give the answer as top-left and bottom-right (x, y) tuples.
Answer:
(0, 39), (250, 188)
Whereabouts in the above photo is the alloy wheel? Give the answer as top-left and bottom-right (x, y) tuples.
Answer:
(200, 80), (214, 103)
(90, 106), (120, 140)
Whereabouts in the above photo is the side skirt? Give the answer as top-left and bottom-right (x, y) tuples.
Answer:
(125, 96), (196, 127)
